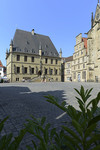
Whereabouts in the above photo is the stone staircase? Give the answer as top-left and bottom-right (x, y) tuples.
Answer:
(29, 75), (54, 82)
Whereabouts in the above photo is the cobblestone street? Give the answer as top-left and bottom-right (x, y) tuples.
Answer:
(0, 82), (100, 149)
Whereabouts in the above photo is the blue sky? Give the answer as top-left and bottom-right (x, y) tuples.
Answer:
(0, 0), (98, 66)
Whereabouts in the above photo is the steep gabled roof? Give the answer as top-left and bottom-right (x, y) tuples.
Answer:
(63, 56), (73, 62)
(12, 29), (59, 57)
(93, 3), (100, 26)
(0, 60), (3, 67)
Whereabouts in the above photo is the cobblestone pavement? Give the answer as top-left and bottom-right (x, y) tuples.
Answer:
(0, 82), (100, 149)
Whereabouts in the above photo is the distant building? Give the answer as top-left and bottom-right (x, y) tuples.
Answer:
(86, 1), (100, 82)
(65, 1), (100, 82)
(63, 56), (73, 82)
(0, 60), (6, 78)
(72, 34), (87, 82)
(6, 29), (62, 82)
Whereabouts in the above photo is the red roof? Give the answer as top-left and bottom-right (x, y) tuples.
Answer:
(82, 38), (87, 49)
(0, 60), (3, 67)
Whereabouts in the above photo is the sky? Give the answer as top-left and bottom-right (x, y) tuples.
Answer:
(0, 0), (98, 66)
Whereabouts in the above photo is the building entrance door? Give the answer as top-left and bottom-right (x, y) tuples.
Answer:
(78, 73), (81, 82)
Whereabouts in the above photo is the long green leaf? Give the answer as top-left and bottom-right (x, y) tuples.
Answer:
(86, 134), (100, 149)
(62, 126), (81, 142)
(0, 116), (9, 132)
(41, 117), (46, 126)
(64, 135), (81, 150)
(76, 97), (84, 105)
(91, 145), (100, 150)
(84, 124), (97, 139)
(50, 128), (56, 140)
(72, 119), (83, 138)
(88, 115), (100, 128)
(32, 140), (37, 150)
(86, 98), (96, 109)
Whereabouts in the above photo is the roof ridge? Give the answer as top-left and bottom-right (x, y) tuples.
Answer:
(16, 29), (49, 37)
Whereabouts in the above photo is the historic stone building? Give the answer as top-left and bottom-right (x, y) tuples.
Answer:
(72, 34), (87, 82)
(63, 56), (73, 82)
(6, 29), (62, 82)
(86, 1), (100, 82)
(65, 1), (100, 82)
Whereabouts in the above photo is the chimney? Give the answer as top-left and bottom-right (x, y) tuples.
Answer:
(32, 29), (35, 35)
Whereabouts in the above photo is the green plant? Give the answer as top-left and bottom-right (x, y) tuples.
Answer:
(25, 114), (70, 150)
(45, 85), (100, 150)
(0, 117), (26, 150)
(0, 86), (100, 150)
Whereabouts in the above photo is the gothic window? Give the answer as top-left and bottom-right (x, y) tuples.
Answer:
(55, 69), (57, 75)
(51, 59), (53, 64)
(17, 67), (19, 73)
(16, 78), (19, 81)
(24, 56), (27, 62)
(45, 58), (48, 64)
(55, 59), (58, 64)
(17, 55), (20, 61)
(24, 67), (27, 74)
(32, 68), (34, 74)
(31, 57), (34, 62)
(45, 68), (48, 75)
(50, 69), (53, 75)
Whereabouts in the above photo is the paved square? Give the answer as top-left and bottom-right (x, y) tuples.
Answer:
(0, 82), (100, 149)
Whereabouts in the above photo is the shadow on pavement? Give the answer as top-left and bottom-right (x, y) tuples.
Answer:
(0, 86), (70, 149)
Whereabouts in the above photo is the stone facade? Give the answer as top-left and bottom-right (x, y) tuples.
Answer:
(87, 2), (100, 82)
(72, 34), (87, 82)
(63, 56), (73, 82)
(65, 2), (100, 82)
(6, 29), (62, 82)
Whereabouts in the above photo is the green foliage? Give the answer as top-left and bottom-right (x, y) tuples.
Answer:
(0, 86), (100, 150)
(45, 85), (100, 150)
(25, 115), (67, 150)
(0, 117), (26, 150)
